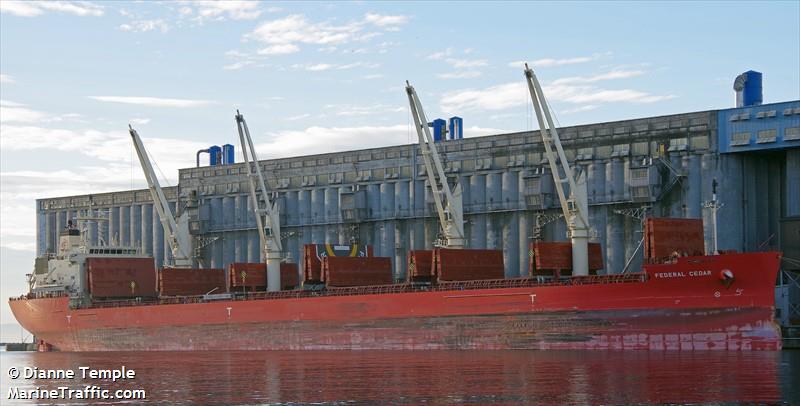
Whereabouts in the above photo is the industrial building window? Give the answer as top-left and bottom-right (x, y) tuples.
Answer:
(756, 129), (777, 144)
(668, 138), (687, 148)
(328, 173), (343, 184)
(525, 195), (542, 207)
(785, 127), (800, 141)
(524, 177), (541, 192)
(476, 157), (492, 170)
(730, 132), (751, 146)
(385, 167), (399, 178)
(632, 142), (648, 156)
(630, 168), (649, 180)
(445, 161), (461, 172)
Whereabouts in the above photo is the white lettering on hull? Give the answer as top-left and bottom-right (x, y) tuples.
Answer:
(655, 270), (713, 278)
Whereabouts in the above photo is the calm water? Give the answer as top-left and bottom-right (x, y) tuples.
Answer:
(1, 350), (797, 405)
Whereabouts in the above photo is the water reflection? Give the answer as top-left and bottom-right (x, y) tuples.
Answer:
(0, 350), (793, 405)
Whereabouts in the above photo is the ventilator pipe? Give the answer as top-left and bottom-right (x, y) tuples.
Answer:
(196, 149), (210, 167)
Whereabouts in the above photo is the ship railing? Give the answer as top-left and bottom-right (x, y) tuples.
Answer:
(9, 291), (70, 301)
(83, 273), (646, 309)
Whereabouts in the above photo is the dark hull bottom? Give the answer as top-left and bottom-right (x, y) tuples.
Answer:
(52, 307), (779, 351)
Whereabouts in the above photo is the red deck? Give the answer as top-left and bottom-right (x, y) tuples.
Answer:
(9, 252), (782, 351)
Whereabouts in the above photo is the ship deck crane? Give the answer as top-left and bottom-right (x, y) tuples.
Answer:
(129, 126), (192, 267)
(234, 111), (284, 292)
(405, 81), (465, 248)
(523, 65), (591, 275)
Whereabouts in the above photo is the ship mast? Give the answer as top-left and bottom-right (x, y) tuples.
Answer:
(523, 65), (591, 275)
(235, 111), (284, 292)
(405, 81), (465, 248)
(129, 125), (192, 267)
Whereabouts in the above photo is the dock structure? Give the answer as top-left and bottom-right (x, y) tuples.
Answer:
(35, 100), (800, 325)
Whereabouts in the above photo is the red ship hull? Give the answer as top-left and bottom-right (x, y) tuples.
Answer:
(9, 252), (782, 351)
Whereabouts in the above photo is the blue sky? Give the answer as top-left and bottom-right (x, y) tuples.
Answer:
(0, 1), (798, 330)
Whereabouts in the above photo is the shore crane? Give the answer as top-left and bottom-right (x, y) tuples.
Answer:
(405, 81), (465, 248)
(129, 125), (192, 267)
(234, 111), (284, 292)
(523, 65), (591, 276)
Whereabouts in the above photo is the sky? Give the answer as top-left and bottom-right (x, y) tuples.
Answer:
(0, 1), (798, 332)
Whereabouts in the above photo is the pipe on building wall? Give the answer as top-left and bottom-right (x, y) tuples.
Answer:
(141, 204), (153, 255)
(503, 212), (520, 277)
(196, 149), (209, 168)
(518, 212), (530, 277)
(786, 149), (800, 217)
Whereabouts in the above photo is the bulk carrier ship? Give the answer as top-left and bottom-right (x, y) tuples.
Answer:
(9, 68), (784, 351)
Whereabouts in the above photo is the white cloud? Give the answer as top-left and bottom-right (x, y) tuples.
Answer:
(338, 61), (379, 70)
(0, 158), (191, 252)
(222, 49), (268, 70)
(129, 118), (151, 125)
(437, 71), (482, 80)
(561, 105), (600, 114)
(247, 15), (361, 46)
(296, 63), (335, 72)
(556, 89), (676, 104)
(0, 123), (201, 252)
(256, 124), (504, 159)
(510, 53), (611, 68)
(257, 44), (300, 55)
(285, 113), (311, 121)
(0, 74), (14, 84)
(0, 101), (86, 124)
(0, 1), (104, 17)
(445, 58), (488, 69)
(0, 100), (25, 107)
(0, 125), (203, 174)
(291, 62), (379, 71)
(323, 104), (404, 117)
(245, 13), (398, 54)
(189, 0), (262, 22)
(1, 242), (35, 251)
(88, 96), (215, 108)
(552, 70), (645, 85)
(223, 61), (253, 71)
(428, 49), (487, 78)
(530, 56), (595, 67)
(427, 48), (454, 60)
(363, 74), (384, 80)
(119, 19), (170, 33)
(440, 75), (676, 113)
(266, 6), (283, 13)
(0, 102), (48, 123)
(364, 12), (409, 27)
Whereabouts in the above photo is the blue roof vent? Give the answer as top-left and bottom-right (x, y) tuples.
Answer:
(208, 145), (222, 166)
(734, 70), (762, 108)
